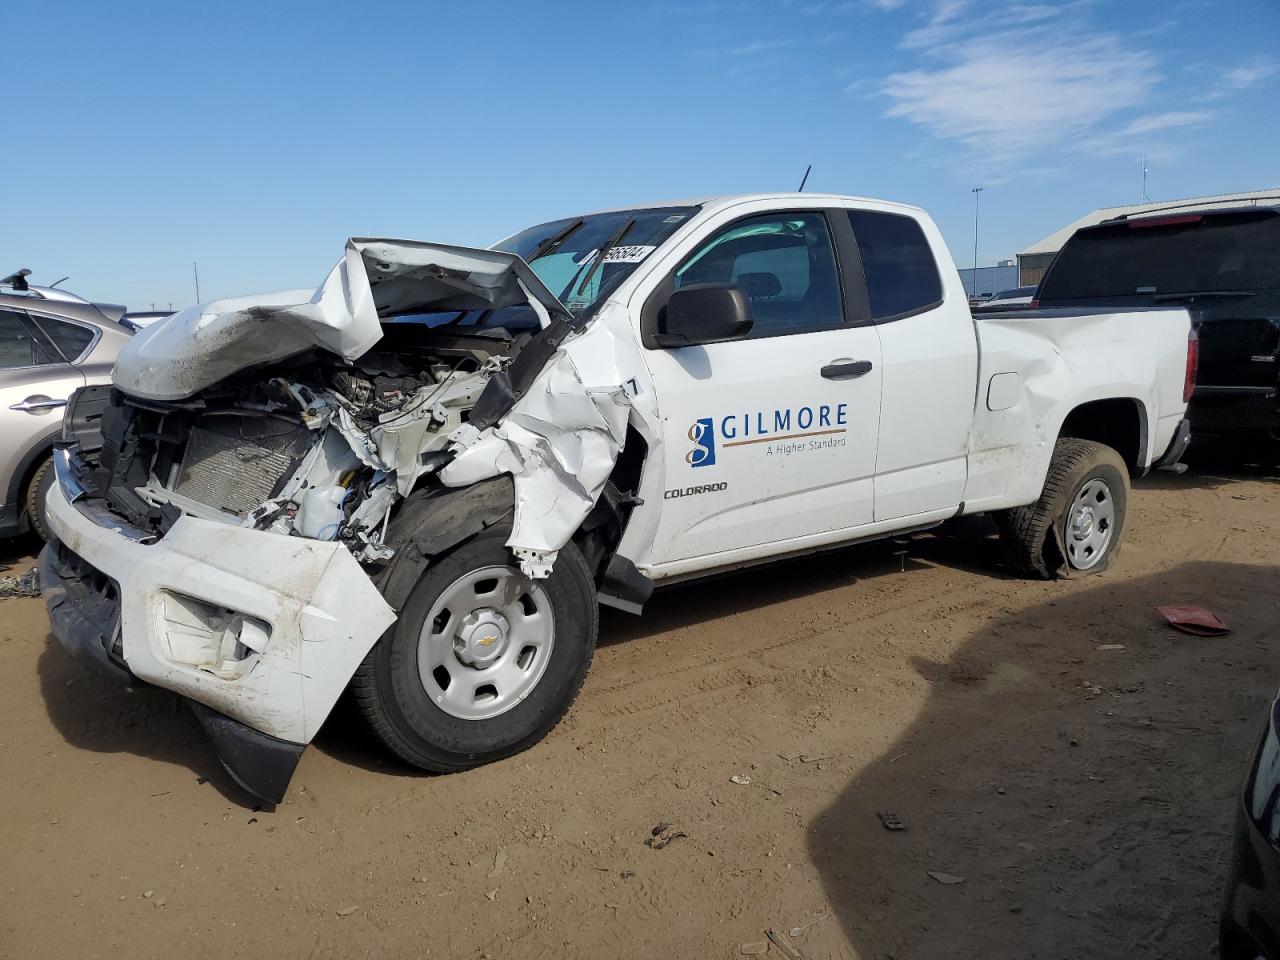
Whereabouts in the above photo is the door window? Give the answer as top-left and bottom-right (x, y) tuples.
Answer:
(847, 210), (943, 321)
(673, 212), (844, 337)
(0, 310), (59, 368)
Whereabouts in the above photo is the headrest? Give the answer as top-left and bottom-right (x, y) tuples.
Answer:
(737, 272), (782, 298)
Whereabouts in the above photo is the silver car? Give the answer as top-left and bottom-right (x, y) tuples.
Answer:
(1, 271), (132, 540)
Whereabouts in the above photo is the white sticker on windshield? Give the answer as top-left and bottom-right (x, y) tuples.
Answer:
(602, 245), (657, 264)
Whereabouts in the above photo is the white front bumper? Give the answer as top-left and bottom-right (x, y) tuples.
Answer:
(45, 482), (397, 743)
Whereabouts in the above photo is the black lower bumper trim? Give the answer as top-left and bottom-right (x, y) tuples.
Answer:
(39, 540), (133, 683)
(189, 702), (304, 806)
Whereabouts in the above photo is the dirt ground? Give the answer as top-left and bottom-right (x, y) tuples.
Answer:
(2, 459), (1278, 960)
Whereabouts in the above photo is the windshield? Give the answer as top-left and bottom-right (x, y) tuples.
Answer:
(395, 206), (697, 332)
(1039, 210), (1280, 301)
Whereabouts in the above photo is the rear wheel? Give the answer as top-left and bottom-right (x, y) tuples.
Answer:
(353, 526), (597, 771)
(997, 439), (1129, 579)
(24, 456), (55, 543)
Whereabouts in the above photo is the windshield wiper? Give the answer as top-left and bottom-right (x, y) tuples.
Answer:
(1152, 290), (1257, 302)
(526, 218), (585, 263)
(567, 216), (637, 314)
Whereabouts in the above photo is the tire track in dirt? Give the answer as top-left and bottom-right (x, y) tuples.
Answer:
(564, 475), (1262, 748)
(582, 558), (1054, 732)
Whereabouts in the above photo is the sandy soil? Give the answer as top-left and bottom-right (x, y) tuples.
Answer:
(2, 460), (1277, 960)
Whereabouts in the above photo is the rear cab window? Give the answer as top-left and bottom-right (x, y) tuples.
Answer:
(1038, 210), (1280, 302)
(846, 209), (943, 321)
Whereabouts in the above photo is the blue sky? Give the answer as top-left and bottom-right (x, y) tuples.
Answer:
(4, 0), (1277, 308)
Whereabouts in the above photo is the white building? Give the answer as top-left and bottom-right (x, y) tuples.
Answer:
(958, 261), (1018, 298)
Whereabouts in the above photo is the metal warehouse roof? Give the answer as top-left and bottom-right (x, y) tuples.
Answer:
(1019, 188), (1280, 257)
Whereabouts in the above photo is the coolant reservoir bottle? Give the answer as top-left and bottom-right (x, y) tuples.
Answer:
(297, 486), (349, 539)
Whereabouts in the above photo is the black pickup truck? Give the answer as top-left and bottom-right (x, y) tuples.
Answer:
(1034, 202), (1280, 459)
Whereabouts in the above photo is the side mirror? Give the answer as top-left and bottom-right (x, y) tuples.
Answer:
(652, 283), (754, 348)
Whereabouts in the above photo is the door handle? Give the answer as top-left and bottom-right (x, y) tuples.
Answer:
(9, 395), (67, 413)
(820, 360), (873, 380)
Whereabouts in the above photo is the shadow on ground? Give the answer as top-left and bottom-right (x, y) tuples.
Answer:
(600, 534), (937, 648)
(808, 560), (1279, 959)
(1155, 442), (1280, 491)
(37, 640), (259, 805)
(0, 533), (41, 572)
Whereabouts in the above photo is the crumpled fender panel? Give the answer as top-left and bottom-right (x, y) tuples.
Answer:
(439, 309), (644, 577)
(114, 238), (570, 402)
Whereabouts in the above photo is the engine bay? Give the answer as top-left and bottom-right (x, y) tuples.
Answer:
(72, 327), (521, 563)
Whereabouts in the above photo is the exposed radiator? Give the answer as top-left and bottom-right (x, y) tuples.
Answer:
(174, 416), (313, 517)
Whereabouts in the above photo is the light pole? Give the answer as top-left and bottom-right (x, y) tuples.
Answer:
(971, 186), (983, 298)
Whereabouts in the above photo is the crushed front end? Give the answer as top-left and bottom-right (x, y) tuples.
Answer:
(40, 343), (498, 798)
(38, 237), (631, 804)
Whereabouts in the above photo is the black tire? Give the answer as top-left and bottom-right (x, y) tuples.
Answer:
(996, 438), (1129, 579)
(352, 525), (598, 772)
(24, 456), (55, 543)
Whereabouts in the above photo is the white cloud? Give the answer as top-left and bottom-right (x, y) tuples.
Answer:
(729, 38), (797, 56)
(779, 0), (883, 14)
(1192, 55), (1278, 101)
(867, 0), (1264, 174)
(1118, 111), (1212, 135)
(882, 33), (1160, 167)
(900, 0), (1099, 51)
(901, 0), (972, 49)
(1220, 57), (1278, 91)
(1005, 4), (1060, 24)
(1072, 109), (1215, 162)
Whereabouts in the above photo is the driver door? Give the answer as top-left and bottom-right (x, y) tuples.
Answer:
(639, 210), (883, 569)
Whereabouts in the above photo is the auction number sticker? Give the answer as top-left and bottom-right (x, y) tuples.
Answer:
(602, 245), (657, 263)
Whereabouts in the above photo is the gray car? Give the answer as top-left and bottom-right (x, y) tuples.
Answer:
(1, 271), (132, 540)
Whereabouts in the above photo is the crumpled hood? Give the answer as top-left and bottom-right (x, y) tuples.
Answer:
(113, 238), (570, 401)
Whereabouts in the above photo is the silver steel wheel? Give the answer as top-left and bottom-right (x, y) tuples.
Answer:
(1064, 477), (1115, 570)
(417, 565), (556, 721)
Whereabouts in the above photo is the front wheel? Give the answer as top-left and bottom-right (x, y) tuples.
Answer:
(996, 439), (1129, 579)
(352, 526), (598, 771)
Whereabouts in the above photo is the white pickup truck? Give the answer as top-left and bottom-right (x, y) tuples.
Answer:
(40, 193), (1195, 802)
